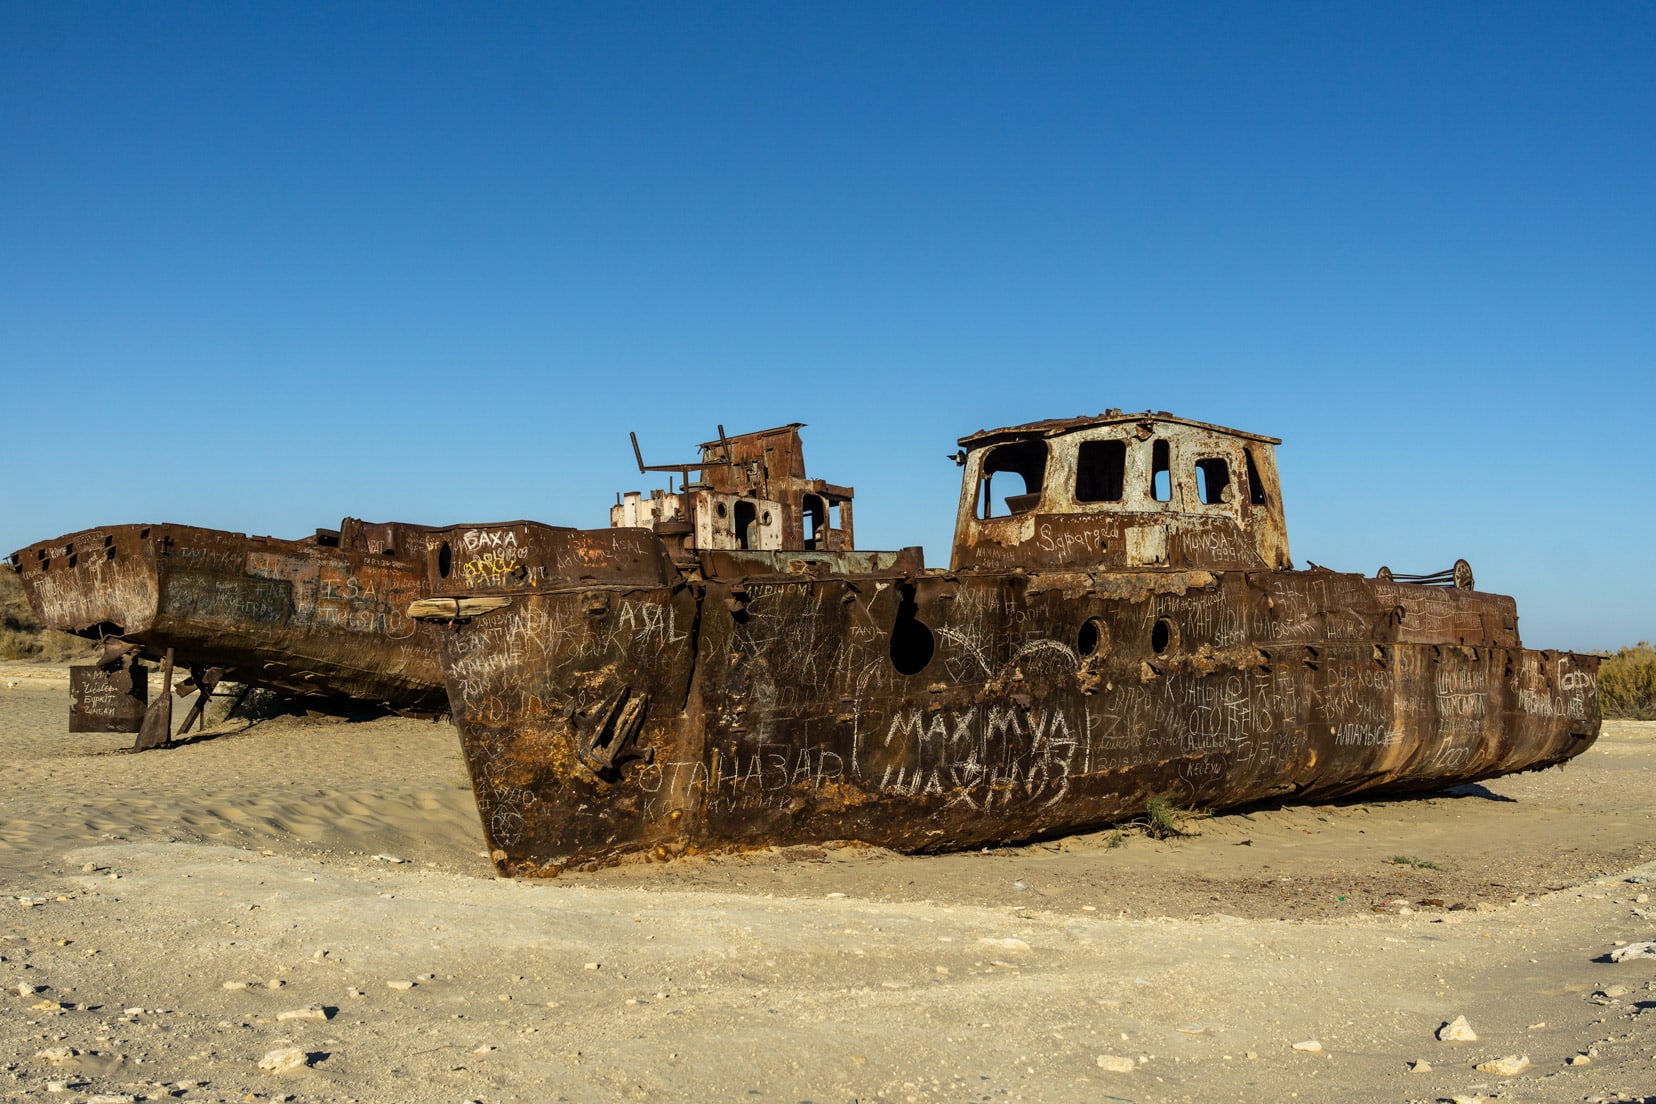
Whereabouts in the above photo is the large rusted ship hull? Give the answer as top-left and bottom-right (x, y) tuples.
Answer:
(424, 525), (1598, 876)
(10, 521), (445, 713)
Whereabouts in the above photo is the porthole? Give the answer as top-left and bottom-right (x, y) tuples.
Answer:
(1077, 617), (1108, 657)
(1151, 617), (1176, 655)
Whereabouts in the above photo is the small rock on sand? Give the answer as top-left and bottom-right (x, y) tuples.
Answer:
(1095, 1054), (1135, 1073)
(1291, 1040), (1322, 1053)
(1608, 941), (1656, 962)
(1474, 1054), (1530, 1075)
(258, 1047), (311, 1073)
(277, 1005), (330, 1021)
(1408, 1059), (1431, 1072)
(1437, 1015), (1477, 1042)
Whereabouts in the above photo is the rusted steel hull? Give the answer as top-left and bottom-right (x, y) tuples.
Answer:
(426, 523), (1599, 876)
(11, 521), (446, 713)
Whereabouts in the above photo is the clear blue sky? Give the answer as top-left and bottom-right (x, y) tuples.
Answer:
(3, 2), (1651, 651)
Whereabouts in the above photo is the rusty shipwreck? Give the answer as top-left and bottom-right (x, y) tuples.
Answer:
(411, 414), (1600, 876)
(9, 518), (446, 737)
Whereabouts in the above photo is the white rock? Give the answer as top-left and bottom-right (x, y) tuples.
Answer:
(88, 1095), (135, 1103)
(372, 854), (408, 864)
(1291, 1039), (1323, 1052)
(258, 1047), (310, 1073)
(1408, 1059), (1432, 1072)
(1475, 1054), (1530, 1075)
(222, 981), (248, 990)
(1569, 1053), (1591, 1066)
(277, 1006), (329, 1022)
(16, 983), (45, 997)
(1095, 1054), (1135, 1073)
(1437, 1014), (1478, 1042)
(1609, 941), (1656, 962)
(978, 937), (1032, 952)
(35, 1046), (78, 1063)
(386, 979), (416, 991)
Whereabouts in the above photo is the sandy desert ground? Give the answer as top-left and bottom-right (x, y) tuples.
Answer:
(1, 660), (1652, 1104)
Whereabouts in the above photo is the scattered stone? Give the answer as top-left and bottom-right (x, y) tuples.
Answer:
(1475, 1054), (1530, 1075)
(1437, 1015), (1478, 1042)
(1407, 1058), (1431, 1072)
(386, 980), (416, 991)
(1628, 875), (1653, 885)
(1291, 1039), (1323, 1052)
(87, 1094), (135, 1103)
(1095, 1054), (1135, 1073)
(16, 983), (45, 997)
(258, 1047), (310, 1073)
(372, 854), (408, 864)
(264, 978), (286, 990)
(473, 1045), (496, 1054)
(978, 937), (1032, 952)
(583, 963), (600, 971)
(277, 1006), (330, 1022)
(1568, 1053), (1591, 1066)
(222, 981), (248, 990)
(1608, 941), (1656, 962)
(34, 1046), (78, 1063)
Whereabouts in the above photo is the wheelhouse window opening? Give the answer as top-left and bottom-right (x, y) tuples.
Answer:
(1194, 457), (1231, 505)
(802, 494), (826, 549)
(1074, 438), (1126, 504)
(734, 500), (758, 549)
(977, 439), (1048, 519)
(1244, 447), (1269, 505)
(1150, 439), (1172, 502)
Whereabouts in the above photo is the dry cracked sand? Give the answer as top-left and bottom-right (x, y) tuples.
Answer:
(1, 661), (1653, 1104)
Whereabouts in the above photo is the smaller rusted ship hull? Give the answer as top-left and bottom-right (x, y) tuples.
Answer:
(420, 521), (1599, 876)
(10, 520), (446, 714)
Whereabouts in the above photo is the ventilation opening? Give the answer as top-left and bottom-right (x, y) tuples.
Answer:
(437, 541), (453, 579)
(1151, 617), (1175, 655)
(1245, 448), (1268, 505)
(734, 500), (758, 549)
(66, 544), (77, 569)
(1077, 617), (1108, 657)
(1151, 440), (1171, 502)
(1194, 457), (1231, 505)
(977, 439), (1048, 519)
(1075, 439), (1126, 503)
(889, 583), (935, 675)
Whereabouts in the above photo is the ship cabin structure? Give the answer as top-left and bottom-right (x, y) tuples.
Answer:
(611, 423), (854, 557)
(952, 410), (1292, 574)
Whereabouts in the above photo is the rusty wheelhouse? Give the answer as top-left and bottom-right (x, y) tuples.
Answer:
(412, 416), (1599, 876)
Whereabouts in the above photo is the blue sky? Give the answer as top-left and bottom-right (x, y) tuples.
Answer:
(3, 2), (1651, 651)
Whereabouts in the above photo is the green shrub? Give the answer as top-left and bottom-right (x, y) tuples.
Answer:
(1599, 642), (1656, 720)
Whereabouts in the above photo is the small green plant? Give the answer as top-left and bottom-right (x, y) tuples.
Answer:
(1143, 795), (1189, 839)
(1387, 855), (1441, 870)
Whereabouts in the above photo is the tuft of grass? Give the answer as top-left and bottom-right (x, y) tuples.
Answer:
(1142, 795), (1190, 840)
(1600, 642), (1656, 720)
(1387, 855), (1441, 870)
